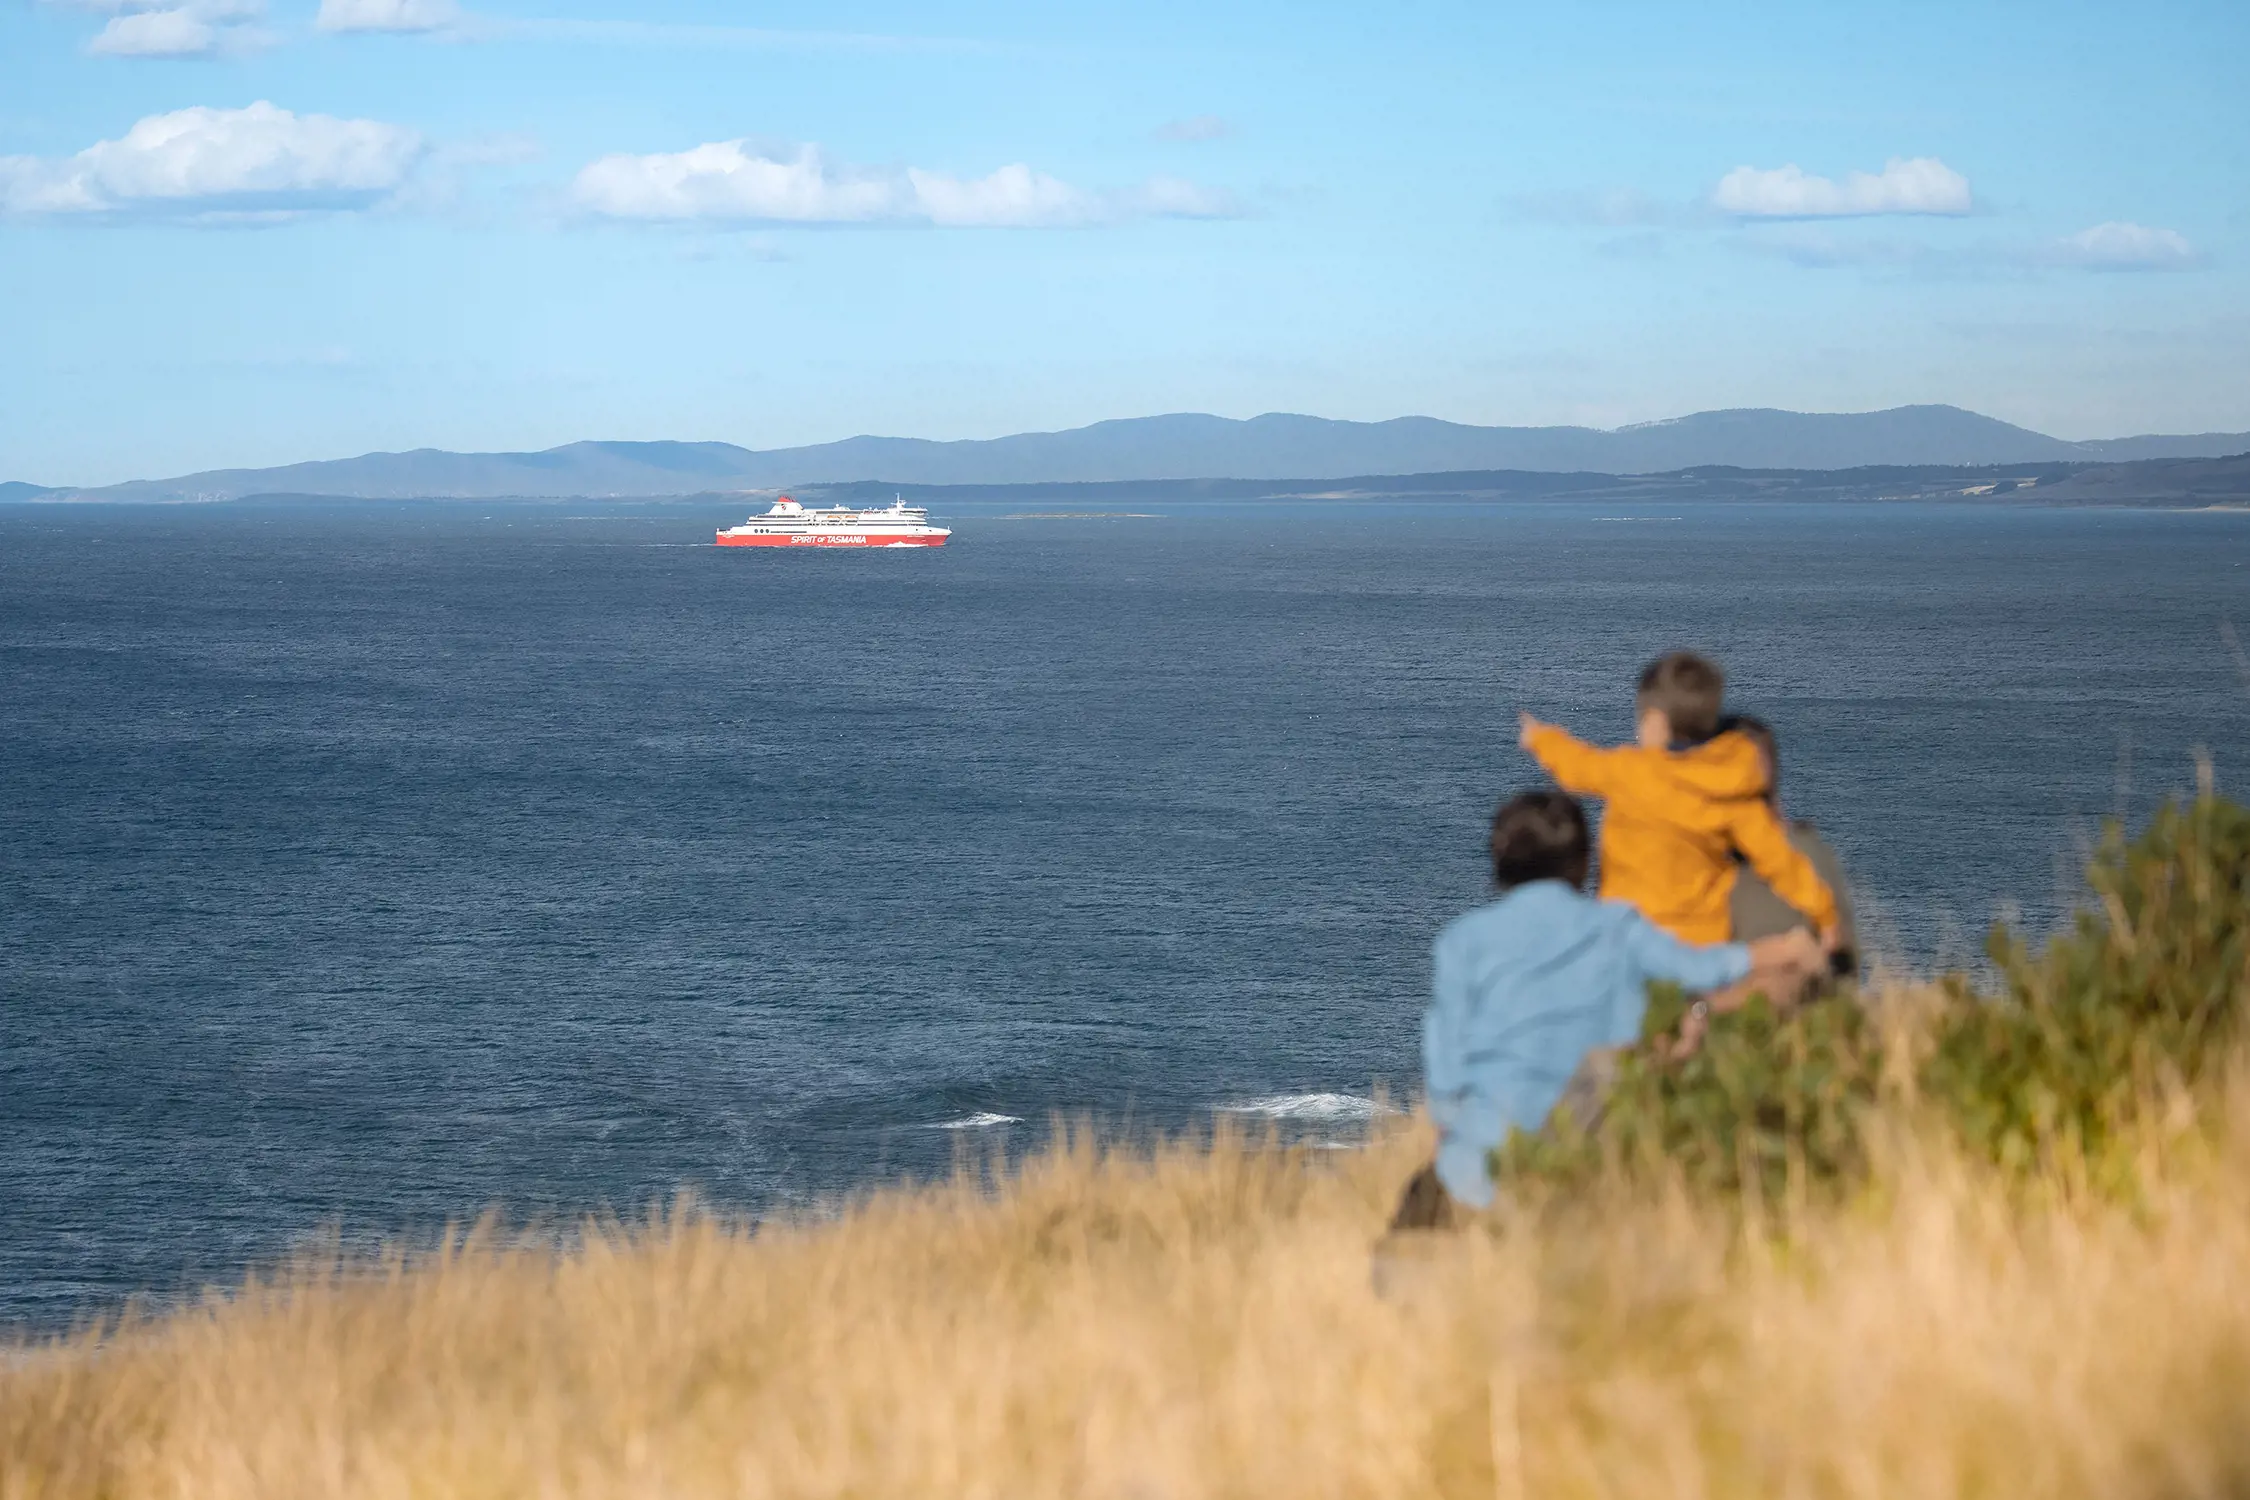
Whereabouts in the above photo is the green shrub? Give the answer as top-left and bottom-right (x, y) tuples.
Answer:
(1934, 791), (2250, 1177)
(1497, 982), (1892, 1201)
(1497, 792), (2250, 1201)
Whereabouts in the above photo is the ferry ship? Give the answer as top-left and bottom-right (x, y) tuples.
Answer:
(715, 496), (950, 548)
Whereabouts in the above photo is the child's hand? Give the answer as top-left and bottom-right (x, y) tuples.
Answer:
(1517, 711), (1543, 751)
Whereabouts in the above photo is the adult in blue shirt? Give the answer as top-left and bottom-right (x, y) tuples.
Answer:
(1406, 790), (1822, 1224)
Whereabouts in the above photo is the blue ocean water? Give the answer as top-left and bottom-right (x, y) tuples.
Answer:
(3, 498), (2246, 1330)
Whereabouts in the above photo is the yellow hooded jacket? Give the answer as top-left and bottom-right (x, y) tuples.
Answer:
(1526, 723), (1838, 945)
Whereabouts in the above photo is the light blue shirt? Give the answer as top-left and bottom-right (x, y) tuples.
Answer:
(1424, 880), (1752, 1207)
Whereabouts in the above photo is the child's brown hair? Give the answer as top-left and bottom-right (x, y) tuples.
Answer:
(1636, 651), (1724, 742)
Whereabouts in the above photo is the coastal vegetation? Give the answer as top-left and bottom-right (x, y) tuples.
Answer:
(1509, 777), (2250, 1200)
(5, 791), (2248, 1499)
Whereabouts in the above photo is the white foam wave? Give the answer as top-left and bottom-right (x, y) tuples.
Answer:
(927, 1111), (1024, 1130)
(1216, 1093), (1393, 1123)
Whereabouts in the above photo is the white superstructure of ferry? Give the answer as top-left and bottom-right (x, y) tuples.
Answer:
(715, 496), (950, 548)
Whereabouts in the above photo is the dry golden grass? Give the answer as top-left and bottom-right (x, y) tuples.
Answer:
(9, 1069), (2250, 1499)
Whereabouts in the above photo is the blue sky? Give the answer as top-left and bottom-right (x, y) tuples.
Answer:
(3, 0), (2245, 485)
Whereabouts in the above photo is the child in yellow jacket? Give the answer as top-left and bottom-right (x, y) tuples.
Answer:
(1517, 651), (1838, 947)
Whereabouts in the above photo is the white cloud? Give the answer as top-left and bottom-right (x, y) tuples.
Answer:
(569, 139), (1235, 228)
(90, 8), (216, 53)
(0, 102), (426, 218)
(70, 0), (266, 57)
(905, 161), (1093, 227)
(316, 0), (461, 33)
(2047, 221), (2202, 271)
(1713, 156), (1972, 217)
(573, 142), (904, 223)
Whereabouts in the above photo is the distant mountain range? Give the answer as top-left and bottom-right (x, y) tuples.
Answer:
(8, 405), (2249, 502)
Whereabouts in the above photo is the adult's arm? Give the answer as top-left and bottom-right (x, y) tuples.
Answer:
(1699, 929), (1826, 1012)
(1806, 832), (1860, 970)
(1618, 909), (1755, 997)
(1670, 927), (1826, 1056)
(1608, 911), (1751, 1052)
(1520, 717), (1623, 797)
(1728, 799), (1839, 935)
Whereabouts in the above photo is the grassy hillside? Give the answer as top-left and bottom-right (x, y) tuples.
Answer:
(5, 795), (2249, 1498)
(8, 1099), (2250, 1498)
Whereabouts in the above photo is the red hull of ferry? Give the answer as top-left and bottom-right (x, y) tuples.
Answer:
(714, 532), (948, 548)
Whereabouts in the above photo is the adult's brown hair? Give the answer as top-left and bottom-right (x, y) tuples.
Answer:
(1489, 790), (1591, 891)
(1636, 650), (1725, 741)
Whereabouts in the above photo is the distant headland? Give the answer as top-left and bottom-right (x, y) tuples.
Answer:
(8, 405), (2249, 505)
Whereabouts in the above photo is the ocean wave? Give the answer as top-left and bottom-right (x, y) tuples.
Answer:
(926, 1111), (1024, 1130)
(1215, 1093), (1394, 1123)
